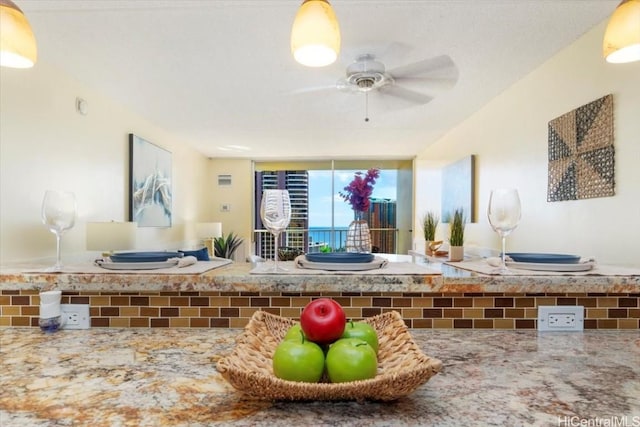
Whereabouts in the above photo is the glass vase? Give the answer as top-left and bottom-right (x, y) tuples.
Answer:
(345, 212), (372, 253)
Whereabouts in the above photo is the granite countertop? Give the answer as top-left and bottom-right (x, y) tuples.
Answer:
(1, 327), (638, 426)
(1, 259), (639, 294)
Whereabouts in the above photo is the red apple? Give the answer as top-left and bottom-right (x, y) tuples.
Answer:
(300, 298), (346, 344)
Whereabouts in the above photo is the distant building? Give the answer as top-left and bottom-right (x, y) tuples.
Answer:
(255, 171), (309, 259)
(363, 198), (397, 253)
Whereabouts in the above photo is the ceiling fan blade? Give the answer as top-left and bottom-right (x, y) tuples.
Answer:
(289, 84), (337, 95)
(336, 78), (358, 92)
(378, 85), (433, 105)
(387, 55), (458, 80)
(392, 75), (459, 92)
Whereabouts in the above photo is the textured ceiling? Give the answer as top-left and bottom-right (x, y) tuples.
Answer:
(19, 0), (617, 159)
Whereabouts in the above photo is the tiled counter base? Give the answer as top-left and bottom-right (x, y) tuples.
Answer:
(1, 327), (638, 427)
(1, 262), (638, 329)
(1, 289), (639, 329)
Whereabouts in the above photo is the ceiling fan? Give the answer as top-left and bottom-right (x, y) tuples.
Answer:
(296, 53), (459, 121)
(337, 53), (458, 105)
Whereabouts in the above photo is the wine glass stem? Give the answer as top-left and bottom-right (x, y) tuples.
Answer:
(55, 233), (62, 270)
(273, 232), (279, 270)
(501, 236), (507, 270)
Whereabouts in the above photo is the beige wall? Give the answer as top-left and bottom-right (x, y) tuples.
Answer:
(414, 21), (640, 267)
(0, 62), (211, 263)
(205, 158), (254, 261)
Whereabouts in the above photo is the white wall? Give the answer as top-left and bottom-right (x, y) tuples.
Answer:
(415, 21), (640, 267)
(0, 62), (211, 263)
(413, 159), (444, 253)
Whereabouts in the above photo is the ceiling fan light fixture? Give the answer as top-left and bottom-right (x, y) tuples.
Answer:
(291, 0), (340, 67)
(0, 0), (37, 68)
(603, 0), (640, 63)
(356, 78), (375, 90)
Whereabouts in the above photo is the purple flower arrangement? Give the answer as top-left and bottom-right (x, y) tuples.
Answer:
(339, 168), (380, 213)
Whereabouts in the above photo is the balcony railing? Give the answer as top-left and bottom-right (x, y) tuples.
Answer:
(253, 227), (399, 258)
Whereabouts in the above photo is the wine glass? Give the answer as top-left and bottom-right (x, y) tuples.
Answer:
(487, 188), (521, 273)
(41, 190), (77, 272)
(260, 190), (292, 272)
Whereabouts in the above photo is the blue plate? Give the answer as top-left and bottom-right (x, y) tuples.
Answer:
(110, 251), (183, 263)
(506, 253), (581, 264)
(305, 253), (375, 264)
(178, 247), (210, 261)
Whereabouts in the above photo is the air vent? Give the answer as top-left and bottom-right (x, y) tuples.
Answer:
(218, 174), (232, 186)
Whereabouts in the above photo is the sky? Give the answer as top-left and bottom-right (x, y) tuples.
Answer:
(308, 169), (397, 227)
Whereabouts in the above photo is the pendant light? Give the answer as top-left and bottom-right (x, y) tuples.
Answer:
(291, 0), (340, 67)
(603, 0), (640, 63)
(0, 0), (37, 68)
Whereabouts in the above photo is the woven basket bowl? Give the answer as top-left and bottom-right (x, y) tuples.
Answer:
(216, 310), (442, 401)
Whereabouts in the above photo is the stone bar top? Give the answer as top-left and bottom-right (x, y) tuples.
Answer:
(1, 257), (639, 294)
(1, 327), (638, 426)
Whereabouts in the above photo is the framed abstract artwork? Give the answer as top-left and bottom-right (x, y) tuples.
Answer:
(547, 94), (614, 202)
(441, 155), (475, 223)
(128, 134), (172, 227)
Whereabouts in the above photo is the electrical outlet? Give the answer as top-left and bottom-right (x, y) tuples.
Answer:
(549, 313), (576, 327)
(60, 304), (90, 329)
(538, 305), (584, 332)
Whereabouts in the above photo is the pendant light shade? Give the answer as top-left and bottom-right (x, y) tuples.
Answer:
(0, 0), (37, 68)
(291, 0), (340, 67)
(603, 0), (640, 63)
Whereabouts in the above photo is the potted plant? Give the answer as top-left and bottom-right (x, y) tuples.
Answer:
(320, 245), (332, 253)
(448, 208), (466, 262)
(339, 168), (380, 253)
(213, 232), (244, 260)
(421, 211), (440, 255)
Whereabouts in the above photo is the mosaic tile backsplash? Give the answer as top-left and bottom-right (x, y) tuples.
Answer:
(1, 290), (637, 329)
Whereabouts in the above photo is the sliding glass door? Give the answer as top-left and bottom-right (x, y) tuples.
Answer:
(254, 160), (412, 258)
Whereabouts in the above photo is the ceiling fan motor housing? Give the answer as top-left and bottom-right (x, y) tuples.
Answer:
(332, 53), (457, 106)
(344, 54), (393, 92)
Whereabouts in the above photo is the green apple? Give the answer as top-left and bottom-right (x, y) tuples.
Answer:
(283, 323), (304, 341)
(325, 338), (377, 383)
(272, 335), (324, 383)
(341, 320), (379, 353)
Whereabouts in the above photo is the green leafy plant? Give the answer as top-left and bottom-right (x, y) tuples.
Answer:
(422, 211), (439, 241)
(320, 245), (332, 253)
(213, 232), (243, 259)
(448, 208), (466, 247)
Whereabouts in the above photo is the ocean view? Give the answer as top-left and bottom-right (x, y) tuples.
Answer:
(308, 226), (349, 249)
